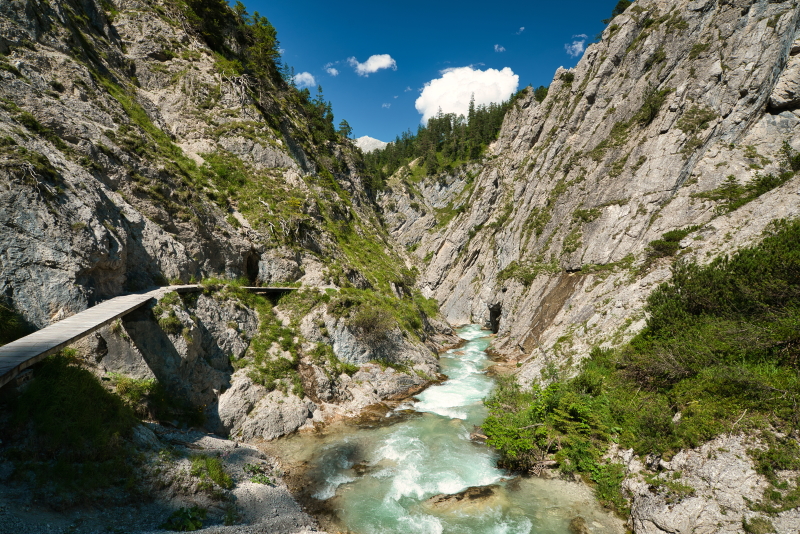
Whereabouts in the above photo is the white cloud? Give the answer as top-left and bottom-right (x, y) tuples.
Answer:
(293, 72), (316, 88)
(415, 66), (519, 123)
(394, 95), (398, 98)
(516, 27), (525, 34)
(324, 62), (339, 76)
(404, 86), (412, 92)
(565, 35), (587, 58)
(347, 54), (397, 76)
(494, 44), (506, 52)
(382, 103), (391, 108)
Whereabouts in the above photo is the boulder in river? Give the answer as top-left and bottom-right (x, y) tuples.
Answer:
(423, 484), (506, 513)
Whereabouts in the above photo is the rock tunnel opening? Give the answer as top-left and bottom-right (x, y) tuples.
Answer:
(245, 251), (259, 285)
(488, 303), (502, 334)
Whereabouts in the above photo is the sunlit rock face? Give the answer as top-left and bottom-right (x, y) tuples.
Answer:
(382, 0), (800, 379)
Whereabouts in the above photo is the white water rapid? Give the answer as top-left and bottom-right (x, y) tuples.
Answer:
(270, 325), (624, 534)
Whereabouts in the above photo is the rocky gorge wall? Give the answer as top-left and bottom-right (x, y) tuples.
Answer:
(384, 0), (800, 382)
(0, 0), (455, 441)
(376, 0), (800, 531)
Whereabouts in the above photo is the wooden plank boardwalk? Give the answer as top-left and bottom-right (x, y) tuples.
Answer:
(0, 284), (299, 388)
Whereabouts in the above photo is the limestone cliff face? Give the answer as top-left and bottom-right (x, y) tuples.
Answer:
(384, 0), (800, 383)
(0, 0), (453, 440)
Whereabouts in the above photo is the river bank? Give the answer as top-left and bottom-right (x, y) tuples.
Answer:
(260, 325), (625, 534)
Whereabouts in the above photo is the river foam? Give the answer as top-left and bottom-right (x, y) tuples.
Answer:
(268, 325), (625, 534)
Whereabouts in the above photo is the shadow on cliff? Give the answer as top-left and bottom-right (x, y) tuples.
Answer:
(121, 306), (231, 434)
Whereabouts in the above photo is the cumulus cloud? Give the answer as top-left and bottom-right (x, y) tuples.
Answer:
(382, 103), (391, 109)
(324, 62), (339, 76)
(415, 66), (519, 123)
(347, 54), (397, 76)
(565, 34), (588, 58)
(516, 27), (525, 34)
(293, 72), (316, 88)
(494, 44), (506, 52)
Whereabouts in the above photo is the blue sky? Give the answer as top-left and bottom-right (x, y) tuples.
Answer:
(242, 1), (616, 142)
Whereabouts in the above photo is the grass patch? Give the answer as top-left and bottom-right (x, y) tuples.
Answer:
(497, 260), (560, 286)
(7, 353), (139, 504)
(191, 454), (233, 490)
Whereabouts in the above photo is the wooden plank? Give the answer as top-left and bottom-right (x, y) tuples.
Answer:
(0, 291), (158, 388)
(0, 284), (309, 388)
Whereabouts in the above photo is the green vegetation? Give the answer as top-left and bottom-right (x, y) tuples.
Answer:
(573, 208), (601, 224)
(688, 42), (711, 60)
(0, 132), (61, 186)
(244, 463), (275, 485)
(177, 0), (339, 150)
(161, 506), (207, 531)
(748, 433), (800, 514)
(107, 373), (193, 423)
(497, 260), (560, 286)
(643, 47), (666, 72)
(676, 105), (717, 135)
(602, 0), (632, 24)
(349, 304), (395, 344)
(743, 517), (776, 534)
(533, 85), (549, 103)
(692, 172), (794, 214)
(646, 225), (701, 259)
(484, 219), (800, 515)
(7, 353), (139, 503)
(363, 89), (527, 186)
(635, 86), (671, 126)
(191, 454), (233, 490)
(0, 301), (30, 345)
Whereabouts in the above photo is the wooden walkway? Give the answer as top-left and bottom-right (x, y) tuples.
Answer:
(0, 284), (299, 388)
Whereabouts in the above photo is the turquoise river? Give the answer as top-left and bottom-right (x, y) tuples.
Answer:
(268, 325), (624, 534)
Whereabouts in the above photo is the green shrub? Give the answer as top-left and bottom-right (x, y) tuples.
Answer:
(634, 86), (671, 126)
(244, 463), (274, 485)
(161, 506), (207, 531)
(602, 0), (632, 24)
(497, 260), (559, 286)
(646, 225), (701, 259)
(158, 311), (183, 334)
(484, 220), (800, 515)
(572, 208), (601, 224)
(692, 173), (794, 213)
(349, 304), (395, 344)
(533, 85), (549, 102)
(643, 47), (666, 71)
(780, 141), (800, 173)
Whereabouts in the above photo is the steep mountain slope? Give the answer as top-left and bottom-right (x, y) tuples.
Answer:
(376, 0), (800, 530)
(0, 0), (454, 442)
(384, 0), (800, 381)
